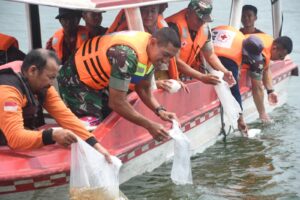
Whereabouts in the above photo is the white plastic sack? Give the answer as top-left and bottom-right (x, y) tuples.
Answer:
(70, 137), (124, 200)
(168, 79), (182, 93)
(169, 120), (193, 185)
(210, 70), (242, 128)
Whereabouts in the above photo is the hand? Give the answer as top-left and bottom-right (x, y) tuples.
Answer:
(199, 74), (221, 85)
(156, 80), (172, 92)
(259, 112), (273, 124)
(93, 143), (112, 164)
(178, 81), (190, 93)
(158, 110), (178, 122)
(146, 121), (169, 141)
(237, 115), (248, 137)
(223, 71), (236, 87)
(268, 92), (278, 106)
(52, 128), (77, 147)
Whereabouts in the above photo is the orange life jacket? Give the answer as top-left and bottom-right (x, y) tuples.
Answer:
(245, 33), (273, 68)
(75, 31), (154, 90)
(166, 9), (208, 67)
(0, 33), (19, 51)
(51, 26), (89, 61)
(106, 9), (127, 33)
(212, 25), (245, 67)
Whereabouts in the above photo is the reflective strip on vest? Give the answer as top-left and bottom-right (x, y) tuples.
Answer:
(130, 63), (153, 84)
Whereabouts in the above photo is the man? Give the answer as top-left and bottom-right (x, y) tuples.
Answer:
(107, 3), (169, 34)
(240, 5), (263, 35)
(242, 35), (293, 123)
(212, 25), (248, 134)
(58, 28), (180, 141)
(102, 4), (184, 93)
(166, 0), (234, 86)
(46, 8), (88, 64)
(82, 11), (107, 38)
(139, 4), (185, 92)
(0, 33), (25, 65)
(0, 49), (111, 162)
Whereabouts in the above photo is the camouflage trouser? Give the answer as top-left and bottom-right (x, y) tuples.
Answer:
(57, 56), (111, 120)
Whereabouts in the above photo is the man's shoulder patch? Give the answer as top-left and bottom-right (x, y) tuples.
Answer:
(4, 101), (18, 112)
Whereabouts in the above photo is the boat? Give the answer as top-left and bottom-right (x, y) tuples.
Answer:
(0, 0), (298, 199)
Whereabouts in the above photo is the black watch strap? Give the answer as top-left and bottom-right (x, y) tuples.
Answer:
(155, 105), (166, 116)
(267, 89), (274, 95)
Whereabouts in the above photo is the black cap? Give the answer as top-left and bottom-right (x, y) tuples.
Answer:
(55, 8), (82, 19)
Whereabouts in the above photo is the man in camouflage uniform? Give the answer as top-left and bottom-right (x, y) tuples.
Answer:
(58, 28), (181, 141)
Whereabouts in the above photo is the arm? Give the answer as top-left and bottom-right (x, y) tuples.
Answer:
(176, 56), (220, 84)
(43, 87), (111, 161)
(251, 78), (271, 123)
(0, 86), (47, 150)
(44, 87), (95, 142)
(202, 49), (236, 86)
(108, 86), (169, 140)
(135, 78), (178, 123)
(263, 67), (278, 105)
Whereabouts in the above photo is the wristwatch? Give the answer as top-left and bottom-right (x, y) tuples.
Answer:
(267, 89), (275, 95)
(155, 105), (166, 116)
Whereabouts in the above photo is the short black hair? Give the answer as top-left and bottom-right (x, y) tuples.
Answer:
(21, 49), (60, 73)
(152, 27), (181, 48)
(242, 5), (258, 16)
(273, 36), (293, 54)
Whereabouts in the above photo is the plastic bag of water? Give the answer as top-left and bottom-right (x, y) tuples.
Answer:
(70, 137), (127, 200)
(169, 120), (193, 185)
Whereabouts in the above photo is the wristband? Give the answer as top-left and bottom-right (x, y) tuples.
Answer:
(155, 105), (166, 116)
(42, 128), (56, 145)
(267, 89), (274, 95)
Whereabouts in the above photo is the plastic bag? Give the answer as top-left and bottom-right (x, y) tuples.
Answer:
(168, 79), (182, 93)
(169, 120), (193, 185)
(210, 70), (242, 128)
(70, 137), (125, 200)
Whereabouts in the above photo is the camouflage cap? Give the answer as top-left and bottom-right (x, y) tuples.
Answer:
(188, 0), (213, 22)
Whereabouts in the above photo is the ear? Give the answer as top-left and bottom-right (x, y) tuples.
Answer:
(149, 37), (158, 47)
(27, 65), (38, 76)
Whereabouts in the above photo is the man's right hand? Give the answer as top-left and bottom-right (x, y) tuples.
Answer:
(199, 74), (221, 85)
(146, 122), (169, 142)
(52, 128), (78, 147)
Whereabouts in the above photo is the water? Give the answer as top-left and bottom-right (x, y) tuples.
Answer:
(1, 0), (300, 199)
(121, 85), (300, 199)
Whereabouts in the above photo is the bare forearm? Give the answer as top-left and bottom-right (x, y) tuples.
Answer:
(263, 68), (273, 90)
(109, 95), (152, 129)
(206, 53), (228, 73)
(136, 86), (160, 112)
(252, 80), (266, 115)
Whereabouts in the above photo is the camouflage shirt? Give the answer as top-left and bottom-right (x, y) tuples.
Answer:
(107, 45), (154, 92)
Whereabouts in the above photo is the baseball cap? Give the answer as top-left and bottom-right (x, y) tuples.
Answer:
(242, 35), (264, 63)
(55, 8), (82, 19)
(188, 0), (213, 22)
